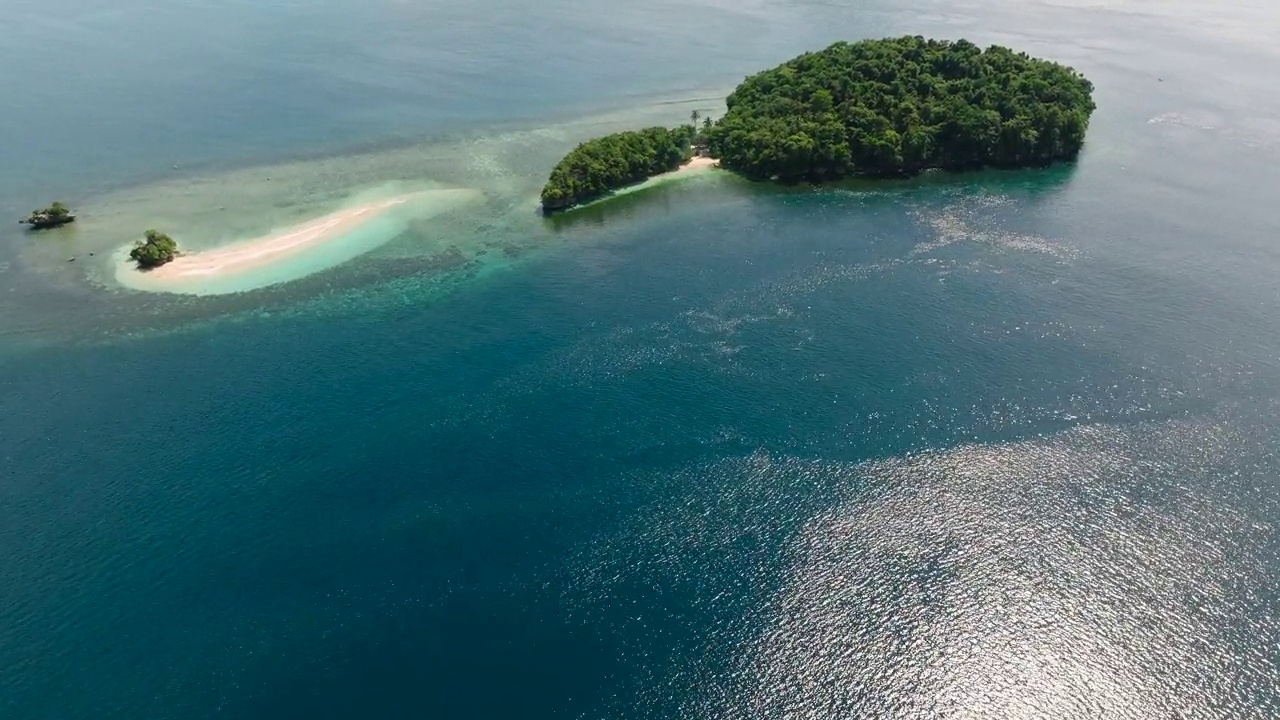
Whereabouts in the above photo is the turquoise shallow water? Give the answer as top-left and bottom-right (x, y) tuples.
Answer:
(5, 0), (1280, 718)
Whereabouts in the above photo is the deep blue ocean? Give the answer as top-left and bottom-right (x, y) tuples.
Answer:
(5, 0), (1280, 717)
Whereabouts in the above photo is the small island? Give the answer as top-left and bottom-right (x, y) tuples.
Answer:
(540, 37), (1096, 212)
(20, 201), (76, 229)
(130, 230), (179, 269)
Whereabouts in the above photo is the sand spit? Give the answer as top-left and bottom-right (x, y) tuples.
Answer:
(147, 195), (415, 280)
(115, 188), (481, 296)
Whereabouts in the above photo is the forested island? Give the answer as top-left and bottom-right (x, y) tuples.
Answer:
(540, 36), (1095, 212)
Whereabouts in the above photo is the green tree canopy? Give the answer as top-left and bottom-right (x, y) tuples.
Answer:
(540, 126), (696, 212)
(707, 36), (1096, 181)
(24, 201), (73, 225)
(130, 229), (178, 268)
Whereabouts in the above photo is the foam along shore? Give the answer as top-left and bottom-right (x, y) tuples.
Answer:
(115, 188), (479, 296)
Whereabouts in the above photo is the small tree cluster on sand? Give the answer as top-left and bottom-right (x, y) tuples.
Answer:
(130, 230), (179, 268)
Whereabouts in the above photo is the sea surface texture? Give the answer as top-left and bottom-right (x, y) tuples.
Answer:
(4, 0), (1280, 717)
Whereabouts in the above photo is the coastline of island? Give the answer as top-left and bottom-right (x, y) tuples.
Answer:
(540, 36), (1096, 214)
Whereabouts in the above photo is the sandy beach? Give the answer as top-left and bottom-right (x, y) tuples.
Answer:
(145, 195), (417, 280)
(679, 155), (718, 172)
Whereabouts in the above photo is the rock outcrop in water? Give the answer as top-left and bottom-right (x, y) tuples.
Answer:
(20, 201), (75, 229)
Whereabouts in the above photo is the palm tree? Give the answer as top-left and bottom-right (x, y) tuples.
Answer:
(702, 117), (713, 130)
(690, 109), (701, 127)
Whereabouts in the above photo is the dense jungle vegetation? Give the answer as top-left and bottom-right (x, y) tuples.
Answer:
(708, 36), (1095, 181)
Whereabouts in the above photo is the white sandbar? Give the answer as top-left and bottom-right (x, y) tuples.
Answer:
(147, 196), (411, 280)
(115, 188), (479, 296)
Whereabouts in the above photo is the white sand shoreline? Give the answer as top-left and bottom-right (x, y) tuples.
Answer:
(113, 187), (482, 296)
(607, 154), (720, 195)
(678, 155), (718, 172)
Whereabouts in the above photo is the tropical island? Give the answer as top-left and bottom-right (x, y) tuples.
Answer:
(130, 230), (179, 269)
(20, 201), (76, 229)
(540, 36), (1096, 212)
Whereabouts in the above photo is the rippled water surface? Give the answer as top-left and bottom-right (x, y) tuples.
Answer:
(3, 0), (1280, 718)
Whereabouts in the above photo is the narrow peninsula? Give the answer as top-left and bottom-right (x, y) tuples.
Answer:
(540, 36), (1096, 212)
(540, 126), (698, 213)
